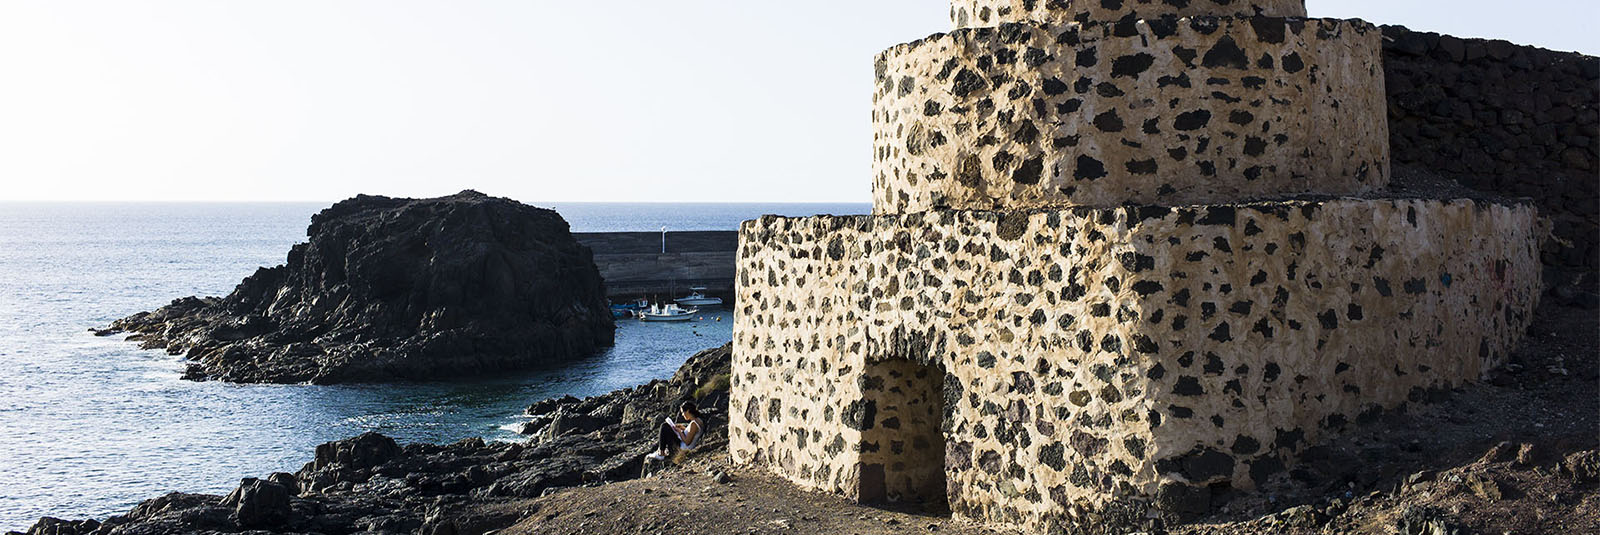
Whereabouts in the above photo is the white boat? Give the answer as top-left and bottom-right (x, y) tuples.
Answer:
(639, 303), (698, 322)
(673, 287), (723, 307)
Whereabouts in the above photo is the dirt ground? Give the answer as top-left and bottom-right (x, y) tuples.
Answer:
(498, 457), (1024, 535)
(494, 301), (1598, 535)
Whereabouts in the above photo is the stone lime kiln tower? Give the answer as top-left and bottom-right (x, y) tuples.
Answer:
(729, 1), (1541, 531)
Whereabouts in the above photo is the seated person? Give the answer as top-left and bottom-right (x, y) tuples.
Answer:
(647, 401), (705, 461)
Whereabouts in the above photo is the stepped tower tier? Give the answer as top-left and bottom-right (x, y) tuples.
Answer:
(731, 199), (1540, 531)
(952, 0), (1308, 29)
(731, 0), (1541, 532)
(873, 16), (1388, 213)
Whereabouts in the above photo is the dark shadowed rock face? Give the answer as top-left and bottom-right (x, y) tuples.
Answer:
(1381, 25), (1600, 305)
(101, 190), (615, 384)
(220, 478), (291, 528)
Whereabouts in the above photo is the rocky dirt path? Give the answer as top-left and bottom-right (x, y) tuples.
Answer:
(501, 455), (1024, 535)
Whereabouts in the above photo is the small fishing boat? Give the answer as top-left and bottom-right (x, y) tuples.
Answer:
(609, 298), (649, 319)
(639, 303), (698, 322)
(673, 287), (723, 307)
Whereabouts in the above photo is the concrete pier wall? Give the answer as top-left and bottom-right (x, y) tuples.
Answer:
(574, 231), (737, 299)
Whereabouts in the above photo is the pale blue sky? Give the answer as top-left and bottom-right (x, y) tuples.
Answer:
(0, 1), (1594, 202)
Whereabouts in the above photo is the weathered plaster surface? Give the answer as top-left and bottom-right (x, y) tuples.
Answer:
(873, 17), (1388, 213)
(951, 0), (1308, 29)
(729, 199), (1539, 530)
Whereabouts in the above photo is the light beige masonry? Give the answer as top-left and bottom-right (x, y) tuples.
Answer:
(729, 199), (1539, 531)
(733, 0), (1539, 531)
(873, 17), (1388, 214)
(951, 0), (1309, 29)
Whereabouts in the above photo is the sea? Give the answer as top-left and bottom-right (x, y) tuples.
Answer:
(0, 201), (870, 530)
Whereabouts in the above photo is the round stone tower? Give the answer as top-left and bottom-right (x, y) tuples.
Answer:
(874, 0), (1388, 213)
(729, 2), (1539, 533)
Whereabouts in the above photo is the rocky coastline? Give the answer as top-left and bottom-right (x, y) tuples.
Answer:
(13, 344), (731, 535)
(96, 190), (615, 384)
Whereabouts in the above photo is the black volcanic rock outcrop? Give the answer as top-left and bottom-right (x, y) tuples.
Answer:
(101, 190), (615, 384)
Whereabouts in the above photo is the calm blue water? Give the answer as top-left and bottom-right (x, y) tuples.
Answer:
(0, 201), (869, 530)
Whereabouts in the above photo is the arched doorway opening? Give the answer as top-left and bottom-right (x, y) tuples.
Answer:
(855, 357), (950, 509)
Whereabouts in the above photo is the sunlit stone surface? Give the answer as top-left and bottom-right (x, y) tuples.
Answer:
(732, 0), (1541, 531)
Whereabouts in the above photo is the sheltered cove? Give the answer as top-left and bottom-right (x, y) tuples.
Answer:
(729, 1), (1543, 532)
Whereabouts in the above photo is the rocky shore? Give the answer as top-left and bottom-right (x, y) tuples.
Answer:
(96, 191), (615, 384)
(13, 344), (731, 535)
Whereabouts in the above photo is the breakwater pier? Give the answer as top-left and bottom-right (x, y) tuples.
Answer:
(574, 231), (737, 300)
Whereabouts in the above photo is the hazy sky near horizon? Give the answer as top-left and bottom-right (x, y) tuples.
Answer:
(1, 1), (1595, 203)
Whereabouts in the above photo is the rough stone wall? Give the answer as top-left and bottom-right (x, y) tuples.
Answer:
(872, 17), (1388, 213)
(730, 199), (1540, 530)
(730, 216), (872, 500)
(736, 1), (1552, 531)
(950, 0), (1307, 29)
(1381, 25), (1600, 293)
